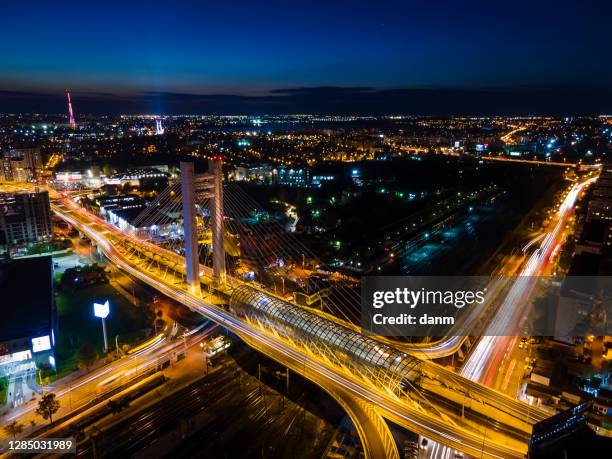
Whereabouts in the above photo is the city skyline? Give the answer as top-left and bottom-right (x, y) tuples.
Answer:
(1, 2), (610, 457)
(1, 112), (610, 459)
(1, 0), (612, 114)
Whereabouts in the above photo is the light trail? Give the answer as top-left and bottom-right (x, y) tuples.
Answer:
(500, 127), (527, 144)
(0, 181), (555, 457)
(4, 170), (598, 457)
(2, 178), (556, 458)
(50, 199), (539, 458)
(428, 175), (597, 459)
(4, 318), (215, 424)
(522, 233), (546, 253)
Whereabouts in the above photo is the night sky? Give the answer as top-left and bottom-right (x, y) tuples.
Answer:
(1, 0), (611, 114)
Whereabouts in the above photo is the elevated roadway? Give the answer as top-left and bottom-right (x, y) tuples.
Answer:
(48, 196), (544, 459)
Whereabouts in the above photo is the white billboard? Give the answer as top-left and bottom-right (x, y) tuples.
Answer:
(32, 335), (51, 353)
(93, 300), (110, 319)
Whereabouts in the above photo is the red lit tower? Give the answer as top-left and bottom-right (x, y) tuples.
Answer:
(66, 90), (76, 129)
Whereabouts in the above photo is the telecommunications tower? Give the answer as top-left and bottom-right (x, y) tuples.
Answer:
(66, 90), (76, 129)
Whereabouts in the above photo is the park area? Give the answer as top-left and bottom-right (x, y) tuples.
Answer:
(49, 282), (154, 381)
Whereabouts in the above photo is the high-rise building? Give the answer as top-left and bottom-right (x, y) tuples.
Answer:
(0, 256), (57, 372)
(0, 190), (52, 245)
(0, 147), (43, 181)
(0, 157), (27, 181)
(7, 147), (43, 172)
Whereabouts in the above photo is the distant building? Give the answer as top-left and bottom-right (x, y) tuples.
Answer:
(0, 157), (28, 182)
(97, 194), (146, 218)
(107, 206), (180, 239)
(273, 166), (310, 187)
(0, 227), (6, 256)
(104, 168), (169, 188)
(503, 143), (536, 157)
(0, 256), (57, 372)
(7, 147), (42, 172)
(233, 164), (272, 182)
(585, 162), (612, 246)
(592, 389), (612, 417)
(310, 174), (335, 187)
(239, 165), (334, 187)
(54, 171), (85, 189)
(0, 147), (42, 181)
(98, 194), (180, 238)
(0, 190), (52, 245)
(53, 167), (105, 189)
(0, 155), (38, 182)
(140, 164), (170, 173)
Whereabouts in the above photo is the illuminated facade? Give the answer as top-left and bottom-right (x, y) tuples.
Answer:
(0, 190), (52, 245)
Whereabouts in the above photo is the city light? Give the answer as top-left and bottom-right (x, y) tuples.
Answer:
(1, 4), (609, 453)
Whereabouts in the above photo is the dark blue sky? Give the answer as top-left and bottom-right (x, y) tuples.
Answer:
(1, 0), (611, 114)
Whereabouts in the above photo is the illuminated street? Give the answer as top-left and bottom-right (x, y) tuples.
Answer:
(1, 4), (611, 457)
(40, 184), (544, 458)
(428, 175), (600, 459)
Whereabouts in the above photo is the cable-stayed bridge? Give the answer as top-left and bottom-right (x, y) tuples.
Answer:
(8, 160), (551, 458)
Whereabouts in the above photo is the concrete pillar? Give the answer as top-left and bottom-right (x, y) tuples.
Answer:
(209, 157), (226, 288)
(180, 162), (201, 297)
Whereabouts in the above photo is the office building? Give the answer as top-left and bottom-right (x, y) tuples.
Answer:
(0, 256), (57, 373)
(0, 190), (52, 245)
(273, 166), (310, 187)
(233, 164), (272, 182)
(0, 147), (43, 181)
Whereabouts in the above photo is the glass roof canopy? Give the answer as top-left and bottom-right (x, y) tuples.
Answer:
(230, 285), (421, 384)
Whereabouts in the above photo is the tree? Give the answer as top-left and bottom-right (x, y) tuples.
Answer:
(36, 393), (60, 424)
(78, 343), (98, 370)
(3, 420), (24, 439)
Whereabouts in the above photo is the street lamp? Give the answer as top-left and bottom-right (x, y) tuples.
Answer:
(93, 300), (110, 353)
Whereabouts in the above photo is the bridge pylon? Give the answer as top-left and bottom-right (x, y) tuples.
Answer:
(208, 157), (226, 288)
(180, 161), (202, 297)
